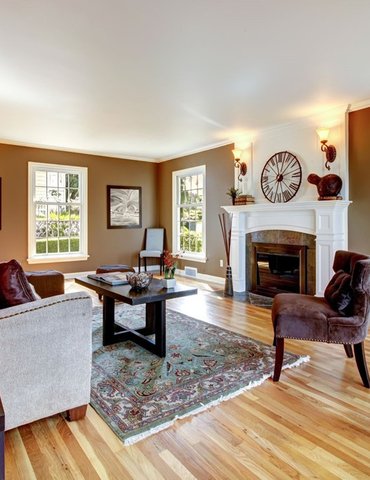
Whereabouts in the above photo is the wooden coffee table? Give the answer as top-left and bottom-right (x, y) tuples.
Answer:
(75, 277), (197, 357)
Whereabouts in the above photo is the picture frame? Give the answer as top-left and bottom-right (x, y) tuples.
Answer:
(107, 185), (142, 229)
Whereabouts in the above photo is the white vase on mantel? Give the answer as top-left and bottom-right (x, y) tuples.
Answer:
(162, 278), (176, 288)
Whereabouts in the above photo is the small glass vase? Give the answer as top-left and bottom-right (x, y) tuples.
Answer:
(164, 267), (176, 279)
(163, 267), (176, 288)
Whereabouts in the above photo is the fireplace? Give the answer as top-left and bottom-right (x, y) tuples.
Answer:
(251, 242), (307, 297)
(222, 200), (351, 296)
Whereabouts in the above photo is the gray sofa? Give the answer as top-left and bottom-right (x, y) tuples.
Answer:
(0, 291), (92, 430)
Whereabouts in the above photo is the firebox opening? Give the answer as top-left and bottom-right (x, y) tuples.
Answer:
(251, 243), (307, 298)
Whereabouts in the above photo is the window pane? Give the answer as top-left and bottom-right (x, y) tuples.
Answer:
(48, 222), (58, 238)
(59, 205), (70, 220)
(70, 206), (80, 220)
(36, 221), (47, 239)
(35, 171), (46, 186)
(35, 187), (47, 202)
(36, 204), (47, 219)
(58, 173), (66, 187)
(47, 188), (60, 202)
(48, 240), (58, 253)
(59, 239), (69, 253)
(47, 172), (58, 187)
(67, 174), (79, 189)
(68, 188), (80, 203)
(48, 205), (58, 221)
(36, 240), (46, 254)
(70, 238), (80, 252)
(58, 222), (69, 237)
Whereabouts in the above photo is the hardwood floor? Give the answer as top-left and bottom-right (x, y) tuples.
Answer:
(5, 277), (370, 479)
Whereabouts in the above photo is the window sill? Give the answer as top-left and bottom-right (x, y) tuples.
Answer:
(179, 254), (207, 264)
(27, 254), (89, 264)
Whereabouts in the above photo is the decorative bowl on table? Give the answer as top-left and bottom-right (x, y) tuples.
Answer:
(126, 272), (153, 291)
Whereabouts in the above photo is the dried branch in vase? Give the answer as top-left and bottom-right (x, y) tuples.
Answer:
(218, 212), (232, 266)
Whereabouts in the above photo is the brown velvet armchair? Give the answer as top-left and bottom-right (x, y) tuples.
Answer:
(272, 250), (370, 388)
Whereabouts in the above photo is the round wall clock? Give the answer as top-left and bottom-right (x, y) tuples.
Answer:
(260, 151), (302, 203)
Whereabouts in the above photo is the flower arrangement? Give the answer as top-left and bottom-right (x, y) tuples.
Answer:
(163, 250), (179, 279)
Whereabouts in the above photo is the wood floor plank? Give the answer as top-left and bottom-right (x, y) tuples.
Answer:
(4, 276), (370, 479)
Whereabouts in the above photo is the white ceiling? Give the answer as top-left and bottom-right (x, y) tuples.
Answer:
(1, 0), (370, 161)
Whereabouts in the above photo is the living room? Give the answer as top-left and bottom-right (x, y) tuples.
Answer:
(1, 1), (370, 479)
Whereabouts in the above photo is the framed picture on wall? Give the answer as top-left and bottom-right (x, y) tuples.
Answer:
(107, 185), (142, 229)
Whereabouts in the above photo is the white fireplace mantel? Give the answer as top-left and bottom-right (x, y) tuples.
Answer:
(222, 200), (351, 296)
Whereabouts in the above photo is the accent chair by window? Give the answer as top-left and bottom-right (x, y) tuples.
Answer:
(138, 228), (165, 275)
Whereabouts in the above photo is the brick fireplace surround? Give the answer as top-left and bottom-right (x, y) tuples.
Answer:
(222, 201), (351, 297)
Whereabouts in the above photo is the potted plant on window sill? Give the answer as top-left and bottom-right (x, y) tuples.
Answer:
(162, 251), (179, 288)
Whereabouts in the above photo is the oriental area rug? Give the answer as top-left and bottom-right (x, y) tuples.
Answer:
(91, 305), (308, 445)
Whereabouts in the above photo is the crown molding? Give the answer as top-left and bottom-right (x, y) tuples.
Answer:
(157, 139), (234, 162)
(0, 139), (157, 163)
(347, 98), (370, 112)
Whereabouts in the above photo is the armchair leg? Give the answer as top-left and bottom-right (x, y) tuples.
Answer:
(138, 254), (141, 273)
(354, 342), (370, 388)
(66, 404), (88, 421)
(273, 337), (284, 382)
(343, 344), (353, 358)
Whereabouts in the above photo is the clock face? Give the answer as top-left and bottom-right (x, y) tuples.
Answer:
(260, 151), (302, 203)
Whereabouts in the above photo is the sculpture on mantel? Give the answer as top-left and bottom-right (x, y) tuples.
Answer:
(307, 173), (343, 200)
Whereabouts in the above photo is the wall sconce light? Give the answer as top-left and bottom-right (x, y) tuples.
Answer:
(316, 128), (336, 170)
(232, 148), (247, 181)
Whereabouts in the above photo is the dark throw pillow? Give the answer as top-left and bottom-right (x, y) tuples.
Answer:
(324, 270), (353, 315)
(0, 259), (38, 308)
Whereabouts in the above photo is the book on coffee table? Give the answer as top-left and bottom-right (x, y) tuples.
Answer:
(87, 272), (129, 285)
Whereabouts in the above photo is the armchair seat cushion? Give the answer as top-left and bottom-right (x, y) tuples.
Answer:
(139, 250), (162, 258)
(273, 293), (339, 342)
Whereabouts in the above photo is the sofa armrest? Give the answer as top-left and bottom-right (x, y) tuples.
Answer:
(0, 292), (92, 430)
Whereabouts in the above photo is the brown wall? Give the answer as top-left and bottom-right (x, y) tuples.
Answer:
(348, 108), (370, 255)
(157, 144), (234, 277)
(0, 143), (158, 272)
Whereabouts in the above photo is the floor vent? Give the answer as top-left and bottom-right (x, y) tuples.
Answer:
(184, 266), (198, 278)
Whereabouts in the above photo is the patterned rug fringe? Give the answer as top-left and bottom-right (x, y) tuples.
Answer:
(123, 354), (310, 446)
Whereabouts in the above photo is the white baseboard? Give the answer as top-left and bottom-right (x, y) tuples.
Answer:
(176, 268), (224, 285)
(64, 270), (95, 279)
(64, 266), (224, 286)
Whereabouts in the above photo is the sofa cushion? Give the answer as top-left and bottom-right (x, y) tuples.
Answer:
(324, 270), (352, 314)
(0, 259), (38, 308)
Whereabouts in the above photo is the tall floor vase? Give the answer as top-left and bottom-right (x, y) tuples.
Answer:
(224, 265), (234, 296)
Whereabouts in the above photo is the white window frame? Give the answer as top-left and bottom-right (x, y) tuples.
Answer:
(28, 162), (89, 264)
(172, 165), (206, 263)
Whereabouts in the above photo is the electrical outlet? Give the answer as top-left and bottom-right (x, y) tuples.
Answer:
(219, 259), (224, 267)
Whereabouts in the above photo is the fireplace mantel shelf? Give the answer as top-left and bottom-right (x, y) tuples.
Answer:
(222, 200), (351, 297)
(222, 199), (351, 213)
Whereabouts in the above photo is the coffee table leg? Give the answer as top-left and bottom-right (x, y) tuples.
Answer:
(146, 300), (166, 357)
(103, 296), (115, 346)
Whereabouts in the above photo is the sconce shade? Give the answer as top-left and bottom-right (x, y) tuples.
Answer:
(316, 128), (330, 142)
(232, 148), (242, 160)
